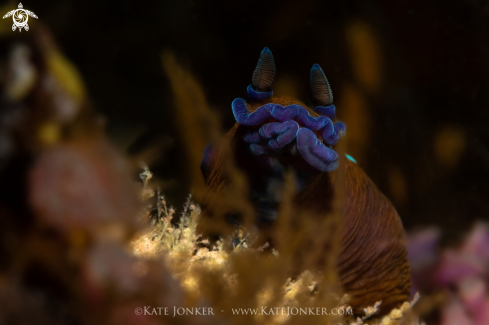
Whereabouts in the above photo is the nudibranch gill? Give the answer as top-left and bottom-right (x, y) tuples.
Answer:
(198, 48), (411, 314)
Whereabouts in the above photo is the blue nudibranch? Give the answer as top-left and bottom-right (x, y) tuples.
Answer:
(198, 48), (411, 316)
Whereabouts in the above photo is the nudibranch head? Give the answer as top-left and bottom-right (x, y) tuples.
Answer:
(232, 48), (346, 173)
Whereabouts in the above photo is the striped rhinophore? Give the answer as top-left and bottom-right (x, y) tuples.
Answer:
(310, 64), (333, 106)
(252, 47), (276, 92)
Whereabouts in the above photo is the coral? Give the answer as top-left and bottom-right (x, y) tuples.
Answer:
(29, 139), (141, 231)
(408, 223), (489, 325)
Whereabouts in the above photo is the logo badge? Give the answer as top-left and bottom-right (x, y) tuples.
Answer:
(2, 3), (38, 32)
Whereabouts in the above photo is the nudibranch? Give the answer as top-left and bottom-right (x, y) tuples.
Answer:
(198, 48), (411, 314)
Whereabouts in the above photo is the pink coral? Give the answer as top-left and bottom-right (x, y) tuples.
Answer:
(408, 223), (489, 325)
(29, 139), (141, 230)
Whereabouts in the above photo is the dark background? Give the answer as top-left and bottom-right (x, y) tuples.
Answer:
(32, 0), (489, 244)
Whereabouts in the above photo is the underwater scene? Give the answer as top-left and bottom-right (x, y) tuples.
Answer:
(0, 1), (488, 324)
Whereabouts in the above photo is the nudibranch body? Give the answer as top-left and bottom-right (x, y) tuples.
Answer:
(198, 48), (411, 314)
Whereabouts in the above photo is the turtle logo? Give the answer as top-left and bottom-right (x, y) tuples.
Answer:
(2, 3), (38, 32)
